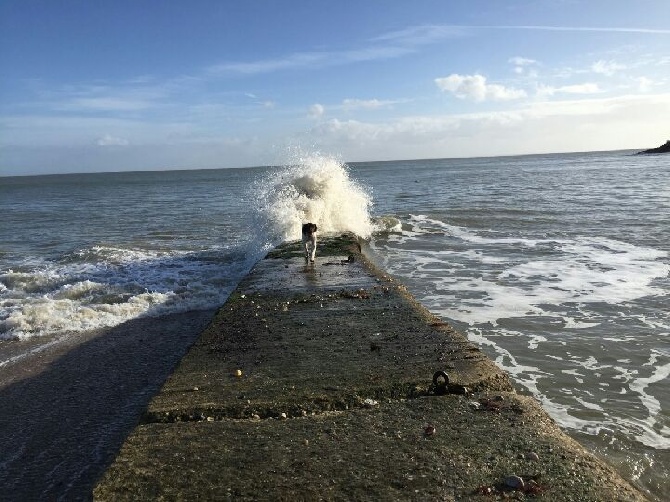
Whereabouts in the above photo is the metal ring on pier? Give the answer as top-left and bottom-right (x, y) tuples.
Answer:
(432, 370), (449, 387)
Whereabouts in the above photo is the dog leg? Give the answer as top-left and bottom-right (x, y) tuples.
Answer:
(302, 235), (310, 261)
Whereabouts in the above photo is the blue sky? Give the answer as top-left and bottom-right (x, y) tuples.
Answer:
(1, 0), (669, 175)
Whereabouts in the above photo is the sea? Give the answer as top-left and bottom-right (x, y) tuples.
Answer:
(1, 150), (668, 498)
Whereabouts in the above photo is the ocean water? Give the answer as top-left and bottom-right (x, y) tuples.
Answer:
(1, 151), (668, 497)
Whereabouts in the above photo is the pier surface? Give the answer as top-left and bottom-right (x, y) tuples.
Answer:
(95, 234), (647, 501)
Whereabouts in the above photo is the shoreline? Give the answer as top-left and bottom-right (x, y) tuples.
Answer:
(0, 309), (215, 501)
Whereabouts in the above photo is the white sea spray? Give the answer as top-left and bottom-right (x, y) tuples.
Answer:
(253, 153), (374, 243)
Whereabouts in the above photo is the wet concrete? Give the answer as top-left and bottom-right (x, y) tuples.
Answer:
(94, 234), (648, 501)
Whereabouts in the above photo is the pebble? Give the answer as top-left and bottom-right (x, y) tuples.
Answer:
(234, 369), (243, 377)
(468, 401), (481, 410)
(363, 398), (379, 407)
(280, 412), (287, 419)
(526, 479), (540, 492)
(526, 451), (539, 461)
(423, 424), (436, 436)
(505, 475), (525, 490)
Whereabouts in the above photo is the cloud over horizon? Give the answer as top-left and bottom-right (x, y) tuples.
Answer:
(2, 3), (670, 175)
(435, 74), (527, 102)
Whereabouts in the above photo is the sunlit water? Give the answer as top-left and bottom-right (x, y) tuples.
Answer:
(0, 150), (667, 497)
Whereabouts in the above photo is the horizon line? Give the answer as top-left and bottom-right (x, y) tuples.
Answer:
(0, 147), (648, 179)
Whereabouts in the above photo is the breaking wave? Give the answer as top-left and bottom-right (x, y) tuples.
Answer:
(253, 153), (375, 243)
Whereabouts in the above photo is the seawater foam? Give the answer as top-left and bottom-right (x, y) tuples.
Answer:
(402, 214), (669, 326)
(0, 244), (254, 341)
(253, 153), (374, 243)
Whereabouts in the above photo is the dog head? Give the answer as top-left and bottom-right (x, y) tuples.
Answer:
(302, 222), (317, 235)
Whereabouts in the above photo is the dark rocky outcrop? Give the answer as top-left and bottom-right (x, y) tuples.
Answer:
(637, 140), (670, 154)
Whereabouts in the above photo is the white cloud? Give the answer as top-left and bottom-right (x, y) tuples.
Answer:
(306, 93), (670, 161)
(342, 98), (396, 111)
(309, 103), (325, 118)
(636, 77), (653, 92)
(495, 25), (670, 35)
(591, 60), (626, 76)
(509, 56), (537, 66)
(96, 134), (130, 146)
(39, 81), (174, 115)
(207, 44), (414, 77)
(509, 56), (538, 75)
(536, 83), (600, 97)
(210, 52), (327, 75)
(562, 83), (600, 94)
(373, 25), (469, 45)
(435, 73), (527, 102)
(69, 97), (153, 111)
(243, 92), (276, 109)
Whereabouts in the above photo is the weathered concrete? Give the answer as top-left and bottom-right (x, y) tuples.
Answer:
(95, 234), (648, 501)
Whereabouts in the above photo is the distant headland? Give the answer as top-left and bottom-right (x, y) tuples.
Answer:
(637, 139), (670, 154)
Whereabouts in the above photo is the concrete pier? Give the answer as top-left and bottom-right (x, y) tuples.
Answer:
(94, 234), (647, 500)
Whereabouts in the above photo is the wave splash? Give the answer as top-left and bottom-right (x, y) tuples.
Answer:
(0, 153), (375, 341)
(254, 153), (374, 244)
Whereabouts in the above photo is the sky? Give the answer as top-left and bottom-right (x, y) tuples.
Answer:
(1, 0), (669, 175)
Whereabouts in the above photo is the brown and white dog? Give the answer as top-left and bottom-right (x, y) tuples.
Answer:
(301, 223), (318, 262)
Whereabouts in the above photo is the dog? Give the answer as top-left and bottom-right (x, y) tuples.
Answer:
(301, 223), (318, 263)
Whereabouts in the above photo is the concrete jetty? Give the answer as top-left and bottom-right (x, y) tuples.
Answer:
(94, 234), (647, 500)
